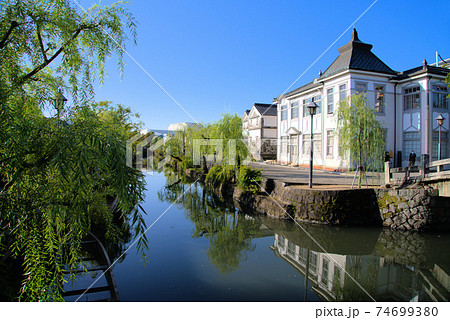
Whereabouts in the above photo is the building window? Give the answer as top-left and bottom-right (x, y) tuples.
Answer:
(313, 95), (321, 114)
(432, 131), (448, 159)
(291, 102), (299, 119)
(339, 83), (347, 102)
(302, 134), (310, 155)
(298, 248), (308, 265)
(333, 265), (342, 290)
(290, 136), (298, 155)
(277, 235), (285, 250)
(303, 96), (321, 116)
(327, 88), (334, 114)
(432, 85), (449, 109)
(374, 84), (385, 113)
(334, 265), (341, 283)
(303, 134), (322, 156)
(356, 82), (367, 94)
(403, 132), (421, 159)
(303, 98), (311, 117)
(404, 86), (421, 110)
(309, 252), (318, 273)
(321, 258), (329, 286)
(281, 105), (287, 121)
(281, 137), (288, 154)
(326, 130), (334, 157)
(287, 241), (296, 258)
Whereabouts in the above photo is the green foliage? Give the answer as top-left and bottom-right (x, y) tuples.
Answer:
(0, 0), (137, 103)
(337, 93), (385, 188)
(205, 164), (236, 189)
(237, 165), (262, 194)
(162, 113), (248, 171)
(0, 0), (146, 301)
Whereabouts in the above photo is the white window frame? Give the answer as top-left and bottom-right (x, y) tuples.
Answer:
(313, 95), (322, 114)
(339, 83), (347, 102)
(291, 101), (299, 119)
(280, 105), (287, 121)
(403, 131), (421, 160)
(374, 84), (385, 114)
(403, 86), (421, 111)
(432, 84), (449, 110)
(432, 131), (448, 159)
(326, 130), (334, 158)
(303, 98), (312, 117)
(327, 88), (334, 114)
(355, 82), (368, 95)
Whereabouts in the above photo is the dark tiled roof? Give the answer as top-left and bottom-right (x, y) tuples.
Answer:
(319, 28), (396, 79)
(244, 109), (250, 115)
(253, 103), (277, 116)
(391, 64), (450, 80)
(284, 81), (322, 98)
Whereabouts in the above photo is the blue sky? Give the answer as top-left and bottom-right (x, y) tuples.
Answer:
(84, 0), (450, 130)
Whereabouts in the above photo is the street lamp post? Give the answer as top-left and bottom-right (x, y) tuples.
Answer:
(54, 90), (67, 122)
(306, 101), (318, 188)
(436, 114), (445, 161)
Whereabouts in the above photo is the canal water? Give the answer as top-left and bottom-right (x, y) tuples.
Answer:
(76, 171), (450, 302)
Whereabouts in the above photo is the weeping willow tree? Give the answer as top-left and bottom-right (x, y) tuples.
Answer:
(0, 0), (148, 301)
(163, 113), (248, 174)
(337, 93), (385, 188)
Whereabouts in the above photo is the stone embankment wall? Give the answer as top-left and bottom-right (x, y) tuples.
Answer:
(233, 178), (382, 226)
(376, 188), (450, 231)
(235, 178), (450, 232)
(185, 169), (450, 232)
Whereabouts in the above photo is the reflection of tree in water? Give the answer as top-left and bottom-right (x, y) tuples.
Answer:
(158, 175), (261, 273)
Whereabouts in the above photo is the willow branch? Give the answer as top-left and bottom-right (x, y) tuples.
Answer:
(36, 26), (48, 63)
(18, 27), (83, 85)
(0, 20), (19, 50)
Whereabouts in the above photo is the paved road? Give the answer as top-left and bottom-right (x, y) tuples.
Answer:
(250, 162), (385, 187)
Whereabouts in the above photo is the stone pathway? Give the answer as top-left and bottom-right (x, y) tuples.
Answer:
(250, 162), (385, 187)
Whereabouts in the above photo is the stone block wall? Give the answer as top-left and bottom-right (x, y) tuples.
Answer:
(376, 188), (450, 231)
(231, 177), (450, 231)
(233, 178), (382, 226)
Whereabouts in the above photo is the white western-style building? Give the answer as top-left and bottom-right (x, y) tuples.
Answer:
(242, 103), (277, 160)
(275, 29), (449, 170)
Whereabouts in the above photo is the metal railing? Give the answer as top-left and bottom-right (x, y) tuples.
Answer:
(385, 154), (450, 186)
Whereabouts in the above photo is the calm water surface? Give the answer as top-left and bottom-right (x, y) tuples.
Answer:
(86, 172), (450, 301)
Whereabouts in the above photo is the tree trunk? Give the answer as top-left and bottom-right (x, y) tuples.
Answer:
(202, 155), (208, 173)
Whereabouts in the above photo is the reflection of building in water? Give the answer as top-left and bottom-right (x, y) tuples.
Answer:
(271, 234), (450, 302)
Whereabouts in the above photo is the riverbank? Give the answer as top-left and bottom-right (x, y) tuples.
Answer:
(185, 167), (450, 232)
